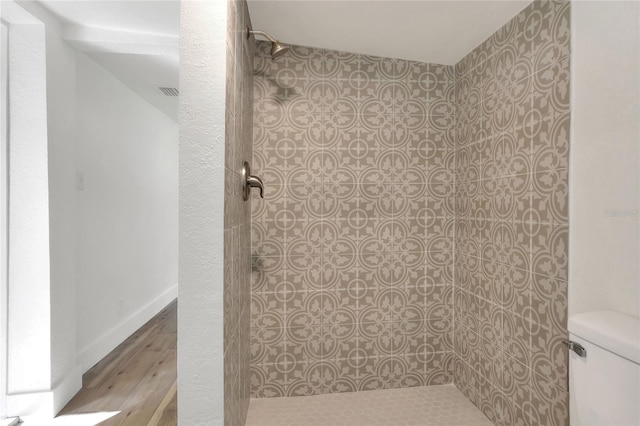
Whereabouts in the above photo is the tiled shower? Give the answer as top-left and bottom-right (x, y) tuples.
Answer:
(251, 43), (457, 395)
(240, 0), (570, 425)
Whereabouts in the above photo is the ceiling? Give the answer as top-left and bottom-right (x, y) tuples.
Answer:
(39, 0), (179, 121)
(38, 0), (533, 120)
(86, 51), (179, 120)
(247, 0), (532, 65)
(38, 0), (179, 36)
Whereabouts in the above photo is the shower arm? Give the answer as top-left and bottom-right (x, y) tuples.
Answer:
(247, 29), (276, 43)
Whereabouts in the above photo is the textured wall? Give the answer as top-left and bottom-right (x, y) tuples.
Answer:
(178, 1), (227, 424)
(250, 41), (456, 397)
(223, 1), (253, 425)
(5, 11), (52, 401)
(452, 1), (570, 425)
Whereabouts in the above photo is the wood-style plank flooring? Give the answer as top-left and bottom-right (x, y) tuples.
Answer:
(60, 300), (177, 425)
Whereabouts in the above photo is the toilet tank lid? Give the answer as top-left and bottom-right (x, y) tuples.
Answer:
(569, 311), (640, 364)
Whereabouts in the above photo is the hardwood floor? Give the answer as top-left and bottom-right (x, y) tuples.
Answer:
(60, 300), (177, 425)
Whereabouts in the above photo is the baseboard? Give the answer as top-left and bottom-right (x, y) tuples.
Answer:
(6, 390), (53, 419)
(52, 365), (83, 415)
(76, 285), (177, 373)
(6, 364), (81, 419)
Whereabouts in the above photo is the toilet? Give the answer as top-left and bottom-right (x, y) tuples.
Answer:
(568, 310), (640, 425)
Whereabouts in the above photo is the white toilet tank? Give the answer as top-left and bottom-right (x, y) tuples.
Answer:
(568, 311), (640, 426)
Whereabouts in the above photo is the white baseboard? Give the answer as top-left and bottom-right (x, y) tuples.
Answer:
(52, 365), (83, 415)
(76, 285), (177, 373)
(6, 390), (52, 419)
(6, 363), (81, 418)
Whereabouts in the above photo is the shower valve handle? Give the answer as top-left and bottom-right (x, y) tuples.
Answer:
(242, 161), (264, 200)
(247, 175), (264, 199)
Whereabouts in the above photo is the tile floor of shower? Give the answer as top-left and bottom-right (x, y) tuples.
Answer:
(245, 384), (493, 426)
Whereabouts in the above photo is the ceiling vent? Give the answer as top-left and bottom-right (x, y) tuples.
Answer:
(158, 87), (179, 96)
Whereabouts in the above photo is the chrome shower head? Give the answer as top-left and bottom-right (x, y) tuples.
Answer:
(248, 28), (290, 60)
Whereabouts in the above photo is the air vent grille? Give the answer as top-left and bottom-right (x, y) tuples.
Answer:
(158, 87), (179, 96)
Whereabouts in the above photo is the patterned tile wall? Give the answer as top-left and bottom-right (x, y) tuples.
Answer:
(452, 1), (570, 425)
(224, 1), (253, 425)
(250, 41), (457, 397)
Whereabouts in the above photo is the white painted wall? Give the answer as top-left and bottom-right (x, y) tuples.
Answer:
(178, 1), (227, 424)
(5, 6), (51, 396)
(0, 21), (8, 419)
(27, 0), (82, 399)
(1, 0), (178, 416)
(1, 0), (55, 417)
(569, 1), (640, 318)
(1, 0), (179, 418)
(75, 51), (178, 371)
(4, 0), (86, 415)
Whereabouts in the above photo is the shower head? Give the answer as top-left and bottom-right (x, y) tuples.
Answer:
(269, 40), (289, 60)
(247, 28), (290, 60)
